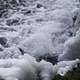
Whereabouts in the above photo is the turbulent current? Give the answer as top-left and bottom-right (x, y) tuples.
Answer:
(0, 0), (80, 80)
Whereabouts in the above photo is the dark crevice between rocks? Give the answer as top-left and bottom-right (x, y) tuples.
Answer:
(36, 54), (58, 65)
(73, 15), (77, 23)
(36, 54), (58, 80)
(24, 10), (32, 15)
(18, 47), (24, 55)
(17, 47), (58, 65)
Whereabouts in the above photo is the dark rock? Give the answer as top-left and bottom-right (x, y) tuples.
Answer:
(73, 15), (77, 23)
(0, 78), (4, 80)
(0, 37), (7, 46)
(3, 44), (10, 48)
(0, 48), (3, 51)
(36, 54), (58, 65)
(53, 64), (80, 80)
(0, 79), (4, 80)
(36, 4), (43, 8)
(24, 10), (31, 15)
(68, 31), (73, 37)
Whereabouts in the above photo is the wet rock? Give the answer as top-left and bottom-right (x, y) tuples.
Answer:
(0, 37), (7, 47)
(0, 44), (4, 51)
(0, 48), (3, 51)
(36, 54), (58, 65)
(0, 78), (4, 80)
(36, 4), (43, 8)
(67, 31), (73, 37)
(73, 15), (77, 23)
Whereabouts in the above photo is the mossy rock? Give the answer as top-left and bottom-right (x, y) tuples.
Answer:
(53, 64), (80, 80)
